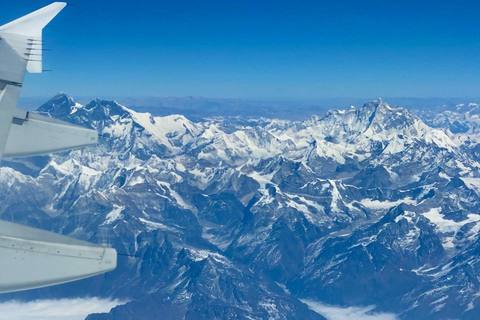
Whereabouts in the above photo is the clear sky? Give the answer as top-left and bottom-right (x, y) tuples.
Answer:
(3, 0), (480, 100)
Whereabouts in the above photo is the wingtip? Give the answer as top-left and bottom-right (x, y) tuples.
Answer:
(0, 2), (67, 34)
(53, 2), (68, 9)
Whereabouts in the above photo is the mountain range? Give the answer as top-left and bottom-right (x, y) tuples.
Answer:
(1, 93), (480, 319)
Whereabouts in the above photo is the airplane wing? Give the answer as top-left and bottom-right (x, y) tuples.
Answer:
(0, 2), (98, 160)
(0, 220), (116, 293)
(0, 3), (117, 294)
(4, 109), (98, 158)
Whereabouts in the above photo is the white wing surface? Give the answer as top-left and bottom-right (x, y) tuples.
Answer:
(0, 3), (117, 294)
(0, 220), (116, 293)
(3, 110), (98, 158)
(0, 2), (98, 160)
(0, 2), (67, 74)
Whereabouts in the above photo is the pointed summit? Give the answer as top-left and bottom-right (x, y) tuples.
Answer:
(361, 98), (391, 113)
(37, 92), (77, 116)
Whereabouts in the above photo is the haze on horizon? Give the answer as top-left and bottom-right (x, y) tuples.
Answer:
(4, 0), (480, 100)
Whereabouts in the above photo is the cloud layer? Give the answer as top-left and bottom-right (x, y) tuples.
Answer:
(0, 297), (125, 320)
(301, 299), (398, 320)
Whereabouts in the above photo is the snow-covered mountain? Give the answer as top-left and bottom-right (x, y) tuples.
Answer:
(2, 93), (480, 319)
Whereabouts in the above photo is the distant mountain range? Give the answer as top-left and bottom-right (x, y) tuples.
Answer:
(2, 93), (480, 319)
(19, 95), (480, 121)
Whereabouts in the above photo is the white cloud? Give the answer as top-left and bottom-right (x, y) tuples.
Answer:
(0, 297), (126, 320)
(301, 299), (398, 320)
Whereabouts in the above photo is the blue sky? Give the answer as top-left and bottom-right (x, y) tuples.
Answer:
(3, 0), (480, 100)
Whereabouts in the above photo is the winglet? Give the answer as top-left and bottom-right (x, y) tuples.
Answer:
(0, 2), (67, 73)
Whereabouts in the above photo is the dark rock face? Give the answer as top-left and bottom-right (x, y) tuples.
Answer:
(2, 95), (480, 319)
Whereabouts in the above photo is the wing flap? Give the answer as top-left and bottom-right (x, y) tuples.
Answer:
(3, 112), (98, 158)
(0, 220), (116, 293)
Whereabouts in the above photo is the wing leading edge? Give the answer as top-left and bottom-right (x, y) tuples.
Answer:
(0, 3), (117, 294)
